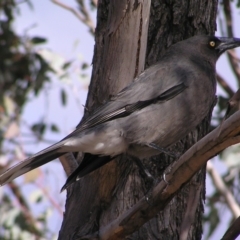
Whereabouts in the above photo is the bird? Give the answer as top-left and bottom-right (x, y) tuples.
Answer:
(1, 35), (240, 191)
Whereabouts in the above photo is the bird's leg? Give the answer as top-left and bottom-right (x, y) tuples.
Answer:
(146, 143), (178, 158)
(131, 156), (154, 183)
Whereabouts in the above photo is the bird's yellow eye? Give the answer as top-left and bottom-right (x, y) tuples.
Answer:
(209, 41), (216, 47)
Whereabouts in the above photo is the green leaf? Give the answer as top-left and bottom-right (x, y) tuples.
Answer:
(237, 0), (240, 8)
(221, 143), (240, 168)
(31, 123), (46, 136)
(62, 61), (72, 70)
(50, 124), (59, 132)
(203, 203), (220, 238)
(29, 189), (44, 203)
(3, 96), (15, 116)
(217, 95), (228, 112)
(60, 89), (67, 106)
(31, 37), (47, 45)
(81, 62), (89, 70)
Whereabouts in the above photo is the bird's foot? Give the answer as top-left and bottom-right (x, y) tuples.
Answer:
(132, 156), (155, 181)
(144, 178), (159, 206)
(144, 171), (171, 205)
(146, 143), (179, 158)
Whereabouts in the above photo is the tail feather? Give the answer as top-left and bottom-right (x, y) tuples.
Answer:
(61, 154), (114, 192)
(0, 149), (65, 186)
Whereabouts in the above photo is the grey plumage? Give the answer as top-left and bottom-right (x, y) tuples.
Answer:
(1, 35), (240, 190)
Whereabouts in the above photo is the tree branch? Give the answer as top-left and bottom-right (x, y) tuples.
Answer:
(90, 0), (98, 8)
(222, 0), (240, 84)
(180, 183), (202, 240)
(76, 0), (95, 35)
(35, 182), (63, 215)
(8, 182), (42, 235)
(207, 161), (240, 219)
(81, 110), (240, 240)
(59, 153), (78, 177)
(217, 74), (235, 96)
(51, 0), (95, 35)
(221, 215), (240, 240)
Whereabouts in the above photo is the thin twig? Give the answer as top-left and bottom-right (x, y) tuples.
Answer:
(8, 182), (42, 236)
(221, 215), (240, 240)
(76, 0), (95, 35)
(51, 0), (85, 21)
(59, 153), (78, 177)
(228, 50), (240, 63)
(51, 0), (95, 35)
(222, 0), (240, 84)
(207, 161), (240, 219)
(217, 74), (235, 96)
(91, 0), (98, 8)
(36, 181), (63, 215)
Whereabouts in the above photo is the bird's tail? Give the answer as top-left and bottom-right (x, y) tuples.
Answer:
(61, 153), (114, 192)
(0, 146), (65, 186)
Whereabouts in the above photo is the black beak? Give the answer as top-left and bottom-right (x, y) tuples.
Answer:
(216, 37), (240, 54)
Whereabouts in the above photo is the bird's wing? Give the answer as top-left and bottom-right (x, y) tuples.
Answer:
(0, 64), (188, 186)
(71, 65), (188, 136)
(60, 153), (113, 192)
(59, 69), (187, 190)
(77, 82), (186, 132)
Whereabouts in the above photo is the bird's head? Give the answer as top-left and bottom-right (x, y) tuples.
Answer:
(173, 35), (240, 66)
(188, 35), (240, 60)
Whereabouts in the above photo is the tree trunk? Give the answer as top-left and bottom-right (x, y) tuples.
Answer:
(59, 0), (218, 239)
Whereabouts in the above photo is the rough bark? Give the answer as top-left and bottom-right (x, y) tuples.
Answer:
(59, 0), (218, 239)
(59, 0), (151, 239)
